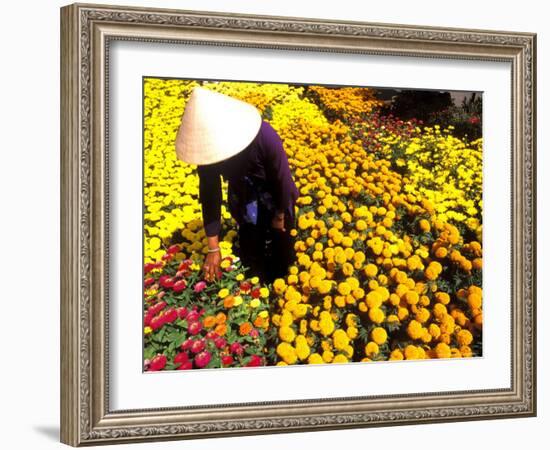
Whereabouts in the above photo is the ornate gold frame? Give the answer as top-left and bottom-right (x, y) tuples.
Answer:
(60, 3), (536, 446)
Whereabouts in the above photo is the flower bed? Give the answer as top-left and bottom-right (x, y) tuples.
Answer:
(143, 79), (483, 370)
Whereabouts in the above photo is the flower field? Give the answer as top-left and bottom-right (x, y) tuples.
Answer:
(143, 79), (483, 371)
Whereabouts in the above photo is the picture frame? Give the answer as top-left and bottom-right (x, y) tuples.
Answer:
(60, 2), (537, 446)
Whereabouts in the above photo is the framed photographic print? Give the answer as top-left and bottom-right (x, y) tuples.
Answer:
(60, 2), (537, 446)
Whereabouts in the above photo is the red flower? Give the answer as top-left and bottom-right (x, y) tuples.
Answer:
(246, 355), (263, 367)
(251, 288), (261, 299)
(176, 361), (193, 370)
(144, 277), (155, 287)
(148, 301), (167, 316)
(230, 342), (244, 356)
(173, 279), (187, 293)
(205, 331), (219, 340)
(188, 321), (203, 336)
(186, 311), (200, 323)
(144, 312), (154, 326)
(149, 354), (167, 371)
(221, 355), (234, 365)
(167, 244), (180, 254)
(144, 263), (156, 274)
(194, 350), (212, 368)
(181, 338), (194, 351)
(190, 339), (206, 354)
(178, 259), (193, 271)
(149, 315), (164, 331)
(174, 352), (189, 365)
(161, 253), (173, 262)
(158, 275), (175, 288)
(240, 281), (251, 292)
(163, 308), (178, 324)
(177, 307), (188, 320)
(214, 337), (227, 349)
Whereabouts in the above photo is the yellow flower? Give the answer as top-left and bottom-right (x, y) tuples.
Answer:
(364, 263), (378, 278)
(346, 326), (359, 339)
(389, 349), (404, 360)
(368, 307), (385, 324)
(233, 295), (243, 306)
(457, 329), (473, 346)
(332, 329), (350, 350)
(332, 354), (348, 364)
(295, 335), (311, 360)
(337, 282), (351, 296)
(322, 350), (334, 363)
(279, 327), (296, 342)
(251, 276), (260, 285)
(407, 320), (425, 340)
(277, 342), (297, 364)
(435, 342), (452, 359)
(404, 345), (420, 360)
(249, 298), (261, 308)
(144, 326), (152, 335)
(371, 327), (388, 345)
(308, 353), (324, 364)
(365, 341), (379, 357)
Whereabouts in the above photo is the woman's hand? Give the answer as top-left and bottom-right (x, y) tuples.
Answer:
(271, 211), (286, 232)
(202, 250), (221, 282)
(203, 235), (222, 282)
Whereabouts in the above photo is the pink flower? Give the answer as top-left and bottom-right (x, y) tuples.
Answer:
(193, 281), (207, 293)
(194, 350), (212, 368)
(249, 328), (259, 339)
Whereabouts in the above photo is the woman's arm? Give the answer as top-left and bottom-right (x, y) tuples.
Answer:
(197, 165), (223, 280)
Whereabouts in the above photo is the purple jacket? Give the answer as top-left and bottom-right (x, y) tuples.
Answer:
(197, 121), (299, 237)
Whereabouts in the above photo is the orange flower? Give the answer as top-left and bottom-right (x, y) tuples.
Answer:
(239, 322), (253, 336)
(223, 295), (235, 308)
(253, 316), (265, 328)
(215, 323), (227, 336)
(215, 312), (227, 325)
(203, 315), (216, 328)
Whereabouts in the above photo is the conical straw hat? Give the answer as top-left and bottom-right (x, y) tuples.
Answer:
(175, 86), (262, 165)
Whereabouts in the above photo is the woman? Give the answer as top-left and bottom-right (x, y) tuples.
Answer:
(175, 86), (299, 284)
